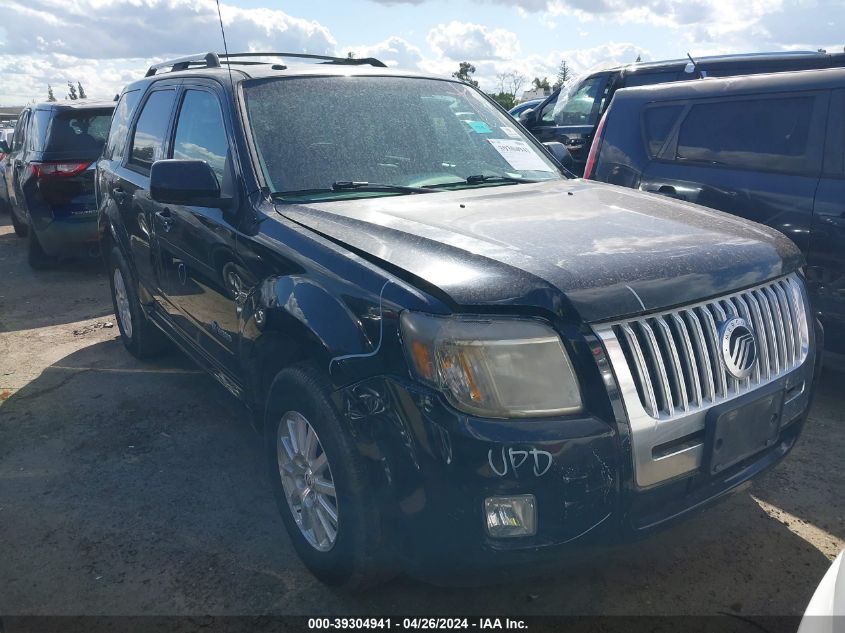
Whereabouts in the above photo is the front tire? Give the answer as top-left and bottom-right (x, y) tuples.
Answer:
(108, 246), (169, 359)
(265, 364), (392, 589)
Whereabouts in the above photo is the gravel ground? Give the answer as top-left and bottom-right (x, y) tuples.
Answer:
(0, 213), (842, 619)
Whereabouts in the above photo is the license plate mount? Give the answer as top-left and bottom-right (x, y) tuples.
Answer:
(704, 385), (784, 475)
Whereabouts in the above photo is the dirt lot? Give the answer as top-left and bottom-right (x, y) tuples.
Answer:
(0, 212), (843, 619)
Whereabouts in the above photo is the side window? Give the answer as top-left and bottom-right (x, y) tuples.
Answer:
(171, 90), (229, 184)
(552, 75), (608, 127)
(676, 95), (817, 173)
(539, 98), (555, 123)
(29, 110), (52, 151)
(624, 72), (679, 88)
(643, 105), (685, 157)
(128, 90), (176, 172)
(11, 111), (29, 151)
(104, 90), (141, 161)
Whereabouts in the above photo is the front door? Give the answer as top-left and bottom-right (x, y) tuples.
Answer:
(155, 86), (242, 377)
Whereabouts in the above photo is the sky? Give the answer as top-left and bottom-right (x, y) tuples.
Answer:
(0, 0), (842, 106)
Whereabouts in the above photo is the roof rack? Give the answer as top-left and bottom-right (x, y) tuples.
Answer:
(218, 52), (387, 68)
(145, 51), (386, 77)
(146, 53), (222, 77)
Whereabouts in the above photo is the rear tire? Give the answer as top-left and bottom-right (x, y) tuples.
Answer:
(9, 207), (27, 237)
(108, 246), (169, 359)
(265, 364), (393, 589)
(27, 229), (55, 269)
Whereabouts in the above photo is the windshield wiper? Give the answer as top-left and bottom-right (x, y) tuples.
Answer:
(423, 174), (540, 189)
(271, 181), (434, 202)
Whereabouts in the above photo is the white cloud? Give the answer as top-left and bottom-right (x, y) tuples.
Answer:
(0, 0), (335, 59)
(344, 36), (424, 68)
(0, 0), (336, 104)
(427, 21), (520, 60)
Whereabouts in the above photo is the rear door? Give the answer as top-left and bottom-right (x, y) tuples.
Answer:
(809, 88), (845, 347)
(154, 84), (242, 375)
(6, 109), (30, 214)
(639, 91), (828, 253)
(114, 87), (178, 300)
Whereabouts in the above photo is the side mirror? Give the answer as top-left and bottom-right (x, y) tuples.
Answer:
(150, 159), (229, 208)
(543, 141), (575, 172)
(518, 109), (535, 125)
(0, 140), (10, 155)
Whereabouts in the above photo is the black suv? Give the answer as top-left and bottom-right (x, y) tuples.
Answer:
(520, 50), (845, 175)
(586, 67), (845, 353)
(97, 52), (821, 587)
(1, 100), (115, 268)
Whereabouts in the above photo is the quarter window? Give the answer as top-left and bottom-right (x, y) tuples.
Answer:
(129, 90), (176, 171)
(676, 96), (816, 173)
(104, 90), (141, 161)
(171, 90), (229, 183)
(643, 105), (684, 157)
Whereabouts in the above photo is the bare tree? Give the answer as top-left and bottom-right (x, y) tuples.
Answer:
(496, 71), (526, 99)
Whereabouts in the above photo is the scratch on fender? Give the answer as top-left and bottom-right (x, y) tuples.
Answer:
(488, 447), (553, 478)
(328, 280), (391, 372)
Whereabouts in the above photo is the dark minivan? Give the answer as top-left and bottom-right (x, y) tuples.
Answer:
(98, 52), (820, 587)
(520, 50), (845, 174)
(1, 100), (114, 268)
(586, 67), (845, 352)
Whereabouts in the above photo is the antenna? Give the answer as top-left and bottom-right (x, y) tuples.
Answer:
(686, 52), (705, 78)
(214, 0), (238, 101)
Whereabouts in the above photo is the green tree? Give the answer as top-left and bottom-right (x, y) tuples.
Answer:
(67, 82), (78, 100)
(489, 92), (516, 110)
(532, 77), (551, 91)
(77, 82), (87, 99)
(452, 62), (479, 87)
(47, 84), (57, 102)
(553, 60), (571, 90)
(347, 51), (355, 59)
(635, 54), (642, 63)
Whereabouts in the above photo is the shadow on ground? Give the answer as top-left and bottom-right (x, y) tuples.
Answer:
(0, 338), (840, 618)
(0, 215), (111, 333)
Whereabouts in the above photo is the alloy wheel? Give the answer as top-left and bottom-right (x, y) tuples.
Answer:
(276, 411), (339, 551)
(113, 268), (133, 339)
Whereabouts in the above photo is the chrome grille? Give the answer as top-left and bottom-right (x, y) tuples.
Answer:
(606, 274), (809, 420)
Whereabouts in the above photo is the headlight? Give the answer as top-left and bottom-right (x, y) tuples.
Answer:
(399, 312), (582, 418)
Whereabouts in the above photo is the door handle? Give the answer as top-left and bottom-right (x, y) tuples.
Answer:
(657, 185), (677, 196)
(112, 187), (127, 204)
(155, 208), (173, 232)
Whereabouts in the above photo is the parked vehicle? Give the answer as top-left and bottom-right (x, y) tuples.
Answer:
(585, 67), (845, 352)
(798, 550), (844, 633)
(508, 98), (543, 119)
(520, 50), (845, 175)
(2, 100), (114, 267)
(98, 52), (821, 588)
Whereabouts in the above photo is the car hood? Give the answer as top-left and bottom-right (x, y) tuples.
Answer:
(277, 179), (802, 323)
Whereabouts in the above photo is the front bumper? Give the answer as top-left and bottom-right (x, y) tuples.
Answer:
(332, 319), (821, 579)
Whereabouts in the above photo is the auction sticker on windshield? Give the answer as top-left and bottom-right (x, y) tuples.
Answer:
(488, 138), (554, 172)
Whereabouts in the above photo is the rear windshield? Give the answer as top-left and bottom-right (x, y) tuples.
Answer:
(45, 109), (114, 157)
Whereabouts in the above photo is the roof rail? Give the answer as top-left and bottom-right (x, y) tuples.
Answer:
(218, 52), (387, 68)
(145, 53), (221, 77)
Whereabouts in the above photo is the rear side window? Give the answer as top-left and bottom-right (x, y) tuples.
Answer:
(44, 109), (113, 157)
(171, 90), (229, 183)
(676, 96), (816, 173)
(29, 110), (52, 151)
(624, 72), (679, 88)
(104, 90), (141, 161)
(129, 90), (176, 171)
(643, 105), (684, 157)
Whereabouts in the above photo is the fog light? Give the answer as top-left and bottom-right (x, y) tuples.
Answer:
(484, 495), (536, 538)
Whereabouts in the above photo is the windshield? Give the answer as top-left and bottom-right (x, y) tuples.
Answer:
(244, 76), (564, 202)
